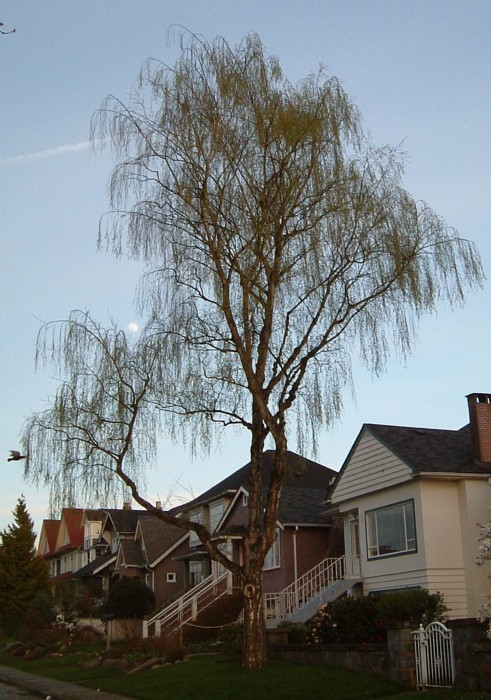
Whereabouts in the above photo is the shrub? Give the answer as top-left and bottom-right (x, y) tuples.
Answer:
(308, 589), (449, 645)
(308, 595), (383, 644)
(376, 589), (448, 627)
(104, 577), (155, 619)
(73, 624), (104, 645)
(16, 592), (59, 645)
(216, 622), (243, 657)
(277, 621), (310, 644)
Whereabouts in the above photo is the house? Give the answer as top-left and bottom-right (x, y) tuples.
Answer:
(40, 450), (342, 632)
(37, 508), (85, 580)
(115, 515), (189, 607)
(37, 518), (61, 578)
(175, 449), (342, 592)
(144, 450), (343, 635)
(326, 392), (491, 620)
(73, 504), (153, 597)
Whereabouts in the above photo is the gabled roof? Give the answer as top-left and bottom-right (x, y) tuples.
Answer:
(82, 509), (106, 524)
(364, 422), (491, 475)
(56, 508), (84, 550)
(328, 420), (491, 504)
(72, 551), (117, 578)
(136, 515), (187, 565)
(39, 519), (60, 555)
(101, 508), (153, 536)
(118, 539), (144, 567)
(180, 450), (335, 512)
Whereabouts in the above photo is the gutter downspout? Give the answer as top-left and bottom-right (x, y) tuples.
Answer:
(293, 526), (299, 612)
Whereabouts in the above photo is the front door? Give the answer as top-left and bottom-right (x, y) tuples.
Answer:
(349, 516), (361, 577)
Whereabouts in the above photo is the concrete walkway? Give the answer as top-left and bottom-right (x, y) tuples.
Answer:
(0, 665), (130, 699)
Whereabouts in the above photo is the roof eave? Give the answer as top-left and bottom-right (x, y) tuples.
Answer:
(415, 471), (491, 481)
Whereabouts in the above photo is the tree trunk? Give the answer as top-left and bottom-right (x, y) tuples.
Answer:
(241, 399), (269, 668)
(242, 566), (267, 668)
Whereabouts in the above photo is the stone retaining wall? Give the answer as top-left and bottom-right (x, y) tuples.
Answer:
(269, 627), (415, 689)
(448, 620), (491, 692)
(269, 621), (491, 692)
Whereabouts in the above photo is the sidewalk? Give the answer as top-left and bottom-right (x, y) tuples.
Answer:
(0, 665), (130, 699)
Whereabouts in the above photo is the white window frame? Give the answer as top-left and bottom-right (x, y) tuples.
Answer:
(84, 521), (101, 550)
(167, 572), (177, 583)
(189, 508), (204, 546)
(264, 528), (280, 570)
(366, 500), (417, 559)
(209, 500), (224, 534)
(189, 560), (204, 586)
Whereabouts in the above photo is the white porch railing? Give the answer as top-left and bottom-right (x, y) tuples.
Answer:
(145, 571), (230, 638)
(264, 555), (346, 622)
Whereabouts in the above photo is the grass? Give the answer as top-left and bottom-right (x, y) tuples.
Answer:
(0, 647), (490, 700)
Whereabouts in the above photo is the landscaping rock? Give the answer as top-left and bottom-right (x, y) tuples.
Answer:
(127, 656), (160, 674)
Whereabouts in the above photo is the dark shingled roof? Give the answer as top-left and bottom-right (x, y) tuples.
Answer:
(278, 487), (330, 524)
(180, 450), (335, 513)
(177, 450), (335, 528)
(103, 508), (153, 535)
(72, 551), (116, 578)
(364, 422), (491, 475)
(138, 516), (186, 564)
(120, 539), (144, 567)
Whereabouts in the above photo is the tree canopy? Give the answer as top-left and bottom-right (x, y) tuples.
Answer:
(0, 497), (51, 634)
(22, 32), (484, 667)
(90, 32), (482, 456)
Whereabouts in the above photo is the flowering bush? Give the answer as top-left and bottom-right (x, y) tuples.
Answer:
(476, 519), (491, 640)
(307, 595), (384, 644)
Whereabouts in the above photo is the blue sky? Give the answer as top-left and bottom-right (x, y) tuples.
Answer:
(1, 0), (490, 535)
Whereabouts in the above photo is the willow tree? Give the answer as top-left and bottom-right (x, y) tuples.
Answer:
(24, 33), (483, 668)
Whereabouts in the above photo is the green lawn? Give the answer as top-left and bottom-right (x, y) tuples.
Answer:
(0, 649), (490, 700)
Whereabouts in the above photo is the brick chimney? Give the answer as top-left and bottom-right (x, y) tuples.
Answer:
(467, 393), (491, 462)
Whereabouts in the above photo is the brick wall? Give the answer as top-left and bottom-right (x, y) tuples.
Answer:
(467, 393), (491, 462)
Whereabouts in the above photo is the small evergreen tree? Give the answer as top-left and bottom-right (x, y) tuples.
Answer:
(0, 497), (51, 634)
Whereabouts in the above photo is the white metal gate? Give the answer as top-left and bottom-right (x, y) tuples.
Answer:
(412, 622), (455, 689)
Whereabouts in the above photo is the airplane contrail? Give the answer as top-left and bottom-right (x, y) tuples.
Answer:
(0, 141), (90, 168)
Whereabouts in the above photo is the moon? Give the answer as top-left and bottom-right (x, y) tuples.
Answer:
(128, 322), (139, 333)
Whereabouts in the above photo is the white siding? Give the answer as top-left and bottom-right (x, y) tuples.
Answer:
(363, 568), (469, 619)
(332, 432), (413, 504)
(347, 476), (487, 619)
(426, 569), (469, 619)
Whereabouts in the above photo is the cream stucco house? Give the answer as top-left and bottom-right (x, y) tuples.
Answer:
(326, 393), (491, 620)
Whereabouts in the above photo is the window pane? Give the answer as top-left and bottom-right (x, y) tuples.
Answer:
(366, 501), (416, 559)
(377, 505), (405, 555)
(264, 529), (280, 569)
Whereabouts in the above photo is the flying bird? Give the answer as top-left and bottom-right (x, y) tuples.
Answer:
(0, 23), (15, 35)
(8, 450), (26, 462)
